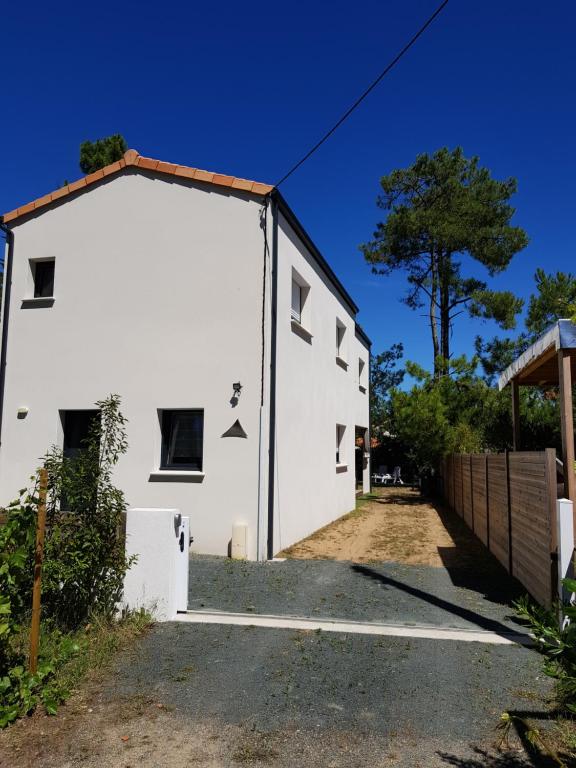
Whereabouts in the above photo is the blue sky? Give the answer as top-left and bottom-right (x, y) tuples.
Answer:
(1, 0), (574, 375)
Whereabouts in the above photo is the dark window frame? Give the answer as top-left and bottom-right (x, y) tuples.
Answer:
(160, 409), (204, 471)
(33, 259), (55, 298)
(62, 409), (100, 460)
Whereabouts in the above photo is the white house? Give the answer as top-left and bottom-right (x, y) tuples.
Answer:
(0, 149), (370, 560)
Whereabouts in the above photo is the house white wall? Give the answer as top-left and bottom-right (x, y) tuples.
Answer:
(0, 170), (267, 559)
(271, 212), (370, 554)
(0, 170), (370, 562)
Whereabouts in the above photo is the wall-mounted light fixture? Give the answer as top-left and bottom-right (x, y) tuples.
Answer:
(17, 407), (29, 419)
(230, 382), (243, 408)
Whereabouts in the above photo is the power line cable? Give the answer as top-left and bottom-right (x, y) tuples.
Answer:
(273, 0), (450, 189)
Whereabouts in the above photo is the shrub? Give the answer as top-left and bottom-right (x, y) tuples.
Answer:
(515, 580), (576, 715)
(0, 394), (133, 725)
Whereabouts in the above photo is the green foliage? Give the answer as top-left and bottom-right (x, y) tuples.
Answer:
(0, 633), (78, 727)
(387, 353), (562, 475)
(79, 134), (127, 174)
(477, 269), (576, 381)
(42, 394), (131, 627)
(515, 582), (576, 715)
(370, 343), (404, 439)
(0, 395), (133, 726)
(362, 147), (528, 376)
(527, 269), (576, 336)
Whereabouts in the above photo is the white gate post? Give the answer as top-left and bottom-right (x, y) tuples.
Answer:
(557, 498), (575, 611)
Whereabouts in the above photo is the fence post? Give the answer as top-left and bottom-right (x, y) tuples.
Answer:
(29, 467), (48, 675)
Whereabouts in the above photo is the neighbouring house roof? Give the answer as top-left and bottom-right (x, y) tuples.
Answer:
(1, 149), (274, 224)
(498, 319), (576, 389)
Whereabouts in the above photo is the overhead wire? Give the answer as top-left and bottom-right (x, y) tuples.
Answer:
(273, 0), (450, 189)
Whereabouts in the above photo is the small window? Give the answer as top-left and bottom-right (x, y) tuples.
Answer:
(336, 424), (346, 465)
(62, 410), (100, 460)
(290, 269), (310, 329)
(161, 410), (204, 471)
(33, 260), (55, 298)
(336, 320), (347, 361)
(359, 358), (366, 393)
(291, 280), (302, 323)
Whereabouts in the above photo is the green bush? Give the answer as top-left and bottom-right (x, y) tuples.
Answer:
(0, 394), (133, 726)
(515, 579), (576, 714)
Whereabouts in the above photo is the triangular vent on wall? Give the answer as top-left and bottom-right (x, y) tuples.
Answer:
(221, 419), (248, 439)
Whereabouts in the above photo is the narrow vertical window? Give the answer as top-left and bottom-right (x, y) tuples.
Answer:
(359, 358), (366, 393)
(336, 320), (347, 364)
(336, 424), (346, 465)
(291, 279), (302, 323)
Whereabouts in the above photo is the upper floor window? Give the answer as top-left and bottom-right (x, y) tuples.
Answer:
(290, 269), (312, 342)
(160, 409), (204, 471)
(336, 319), (347, 368)
(33, 259), (55, 298)
(359, 358), (367, 393)
(291, 279), (303, 323)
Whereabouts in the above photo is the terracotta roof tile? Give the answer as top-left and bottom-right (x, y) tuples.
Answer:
(174, 165), (197, 180)
(2, 149), (274, 224)
(51, 186), (70, 202)
(136, 157), (159, 171)
(67, 178), (86, 193)
(193, 169), (214, 183)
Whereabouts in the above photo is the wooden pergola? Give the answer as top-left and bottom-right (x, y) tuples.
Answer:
(498, 320), (576, 508)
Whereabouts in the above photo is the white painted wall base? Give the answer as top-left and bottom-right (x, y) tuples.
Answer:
(557, 498), (575, 610)
(123, 507), (189, 621)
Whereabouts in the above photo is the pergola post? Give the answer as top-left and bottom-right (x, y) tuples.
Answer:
(558, 350), (576, 511)
(511, 378), (521, 451)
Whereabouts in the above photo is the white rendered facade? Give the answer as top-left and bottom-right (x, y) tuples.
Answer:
(0, 159), (370, 560)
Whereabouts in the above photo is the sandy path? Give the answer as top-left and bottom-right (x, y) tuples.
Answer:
(278, 487), (486, 567)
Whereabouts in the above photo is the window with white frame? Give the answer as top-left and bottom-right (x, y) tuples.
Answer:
(291, 279), (302, 322)
(336, 424), (346, 465)
(291, 269), (311, 333)
(336, 319), (347, 363)
(359, 358), (366, 393)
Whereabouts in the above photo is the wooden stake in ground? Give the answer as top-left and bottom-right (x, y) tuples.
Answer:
(29, 467), (48, 675)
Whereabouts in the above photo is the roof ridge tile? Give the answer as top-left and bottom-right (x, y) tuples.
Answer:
(2, 149), (273, 224)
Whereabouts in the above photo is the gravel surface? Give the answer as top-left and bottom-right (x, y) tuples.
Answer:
(188, 556), (526, 635)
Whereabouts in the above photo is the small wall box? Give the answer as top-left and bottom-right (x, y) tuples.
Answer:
(17, 407), (29, 418)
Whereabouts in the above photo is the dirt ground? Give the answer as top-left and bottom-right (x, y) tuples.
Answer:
(279, 486), (488, 568)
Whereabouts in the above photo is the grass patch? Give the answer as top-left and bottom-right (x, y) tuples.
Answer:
(57, 611), (152, 692)
(5, 610), (152, 722)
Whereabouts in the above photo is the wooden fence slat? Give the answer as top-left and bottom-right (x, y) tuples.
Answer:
(440, 449), (556, 607)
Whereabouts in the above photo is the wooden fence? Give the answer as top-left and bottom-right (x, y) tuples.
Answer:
(441, 450), (557, 607)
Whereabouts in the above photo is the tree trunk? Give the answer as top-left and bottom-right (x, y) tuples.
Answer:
(430, 250), (440, 378)
(439, 250), (451, 375)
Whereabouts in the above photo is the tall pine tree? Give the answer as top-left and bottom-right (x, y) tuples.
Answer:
(361, 147), (528, 377)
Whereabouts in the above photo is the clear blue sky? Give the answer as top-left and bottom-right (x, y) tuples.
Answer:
(1, 0), (574, 374)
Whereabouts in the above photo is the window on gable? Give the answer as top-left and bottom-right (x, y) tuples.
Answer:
(160, 410), (204, 471)
(336, 320), (347, 362)
(336, 424), (346, 465)
(33, 259), (55, 298)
